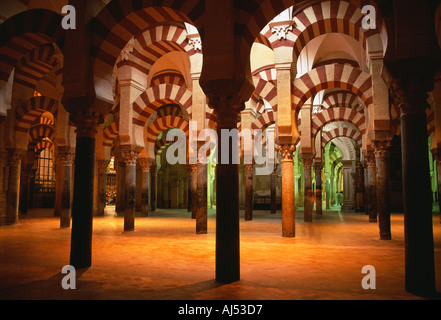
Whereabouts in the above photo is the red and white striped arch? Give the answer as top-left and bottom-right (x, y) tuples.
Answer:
(150, 70), (187, 88)
(34, 138), (54, 155)
(252, 64), (276, 84)
(259, 0), (386, 56)
(157, 104), (185, 119)
(28, 123), (55, 145)
(14, 44), (61, 90)
(103, 121), (119, 148)
(117, 24), (195, 78)
(251, 111), (276, 132)
(132, 83), (192, 127)
(145, 115), (189, 158)
(292, 64), (373, 116)
(253, 77), (278, 112)
(205, 109), (217, 129)
(0, 9), (64, 82)
(312, 107), (366, 139)
(15, 96), (59, 133)
(321, 127), (362, 150)
(92, 2), (202, 103)
(322, 90), (365, 113)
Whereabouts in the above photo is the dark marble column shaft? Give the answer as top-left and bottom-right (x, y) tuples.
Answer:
(196, 159), (207, 234)
(374, 142), (391, 240)
(314, 162), (323, 216)
(244, 164), (253, 221)
(59, 151), (74, 228)
(6, 150), (23, 225)
(122, 150), (139, 231)
(69, 112), (101, 269)
(139, 159), (150, 217)
(191, 164), (198, 219)
(215, 100), (241, 284)
(366, 155), (377, 223)
(303, 158), (313, 222)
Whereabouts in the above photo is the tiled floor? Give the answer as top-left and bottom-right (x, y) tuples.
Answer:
(1, 207), (440, 300)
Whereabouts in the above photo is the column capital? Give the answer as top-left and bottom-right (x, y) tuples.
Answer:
(59, 152), (75, 166)
(70, 110), (103, 138)
(7, 149), (23, 166)
(390, 78), (432, 115)
(373, 140), (391, 159)
(138, 158), (151, 173)
(366, 152), (376, 167)
(121, 150), (139, 166)
(302, 157), (314, 169)
(313, 162), (324, 173)
(207, 94), (244, 128)
(279, 144), (295, 161)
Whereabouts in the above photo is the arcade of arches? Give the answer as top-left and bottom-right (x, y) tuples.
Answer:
(1, 0), (441, 298)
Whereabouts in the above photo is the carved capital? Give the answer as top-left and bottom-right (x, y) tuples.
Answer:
(373, 141), (391, 159)
(138, 158), (151, 173)
(313, 162), (324, 173)
(70, 110), (102, 138)
(7, 150), (23, 166)
(122, 150), (139, 166)
(366, 152), (376, 167)
(302, 157), (314, 169)
(207, 95), (244, 128)
(279, 144), (295, 161)
(59, 152), (74, 166)
(390, 78), (431, 115)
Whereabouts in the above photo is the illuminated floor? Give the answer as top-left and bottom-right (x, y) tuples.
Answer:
(0, 207), (440, 300)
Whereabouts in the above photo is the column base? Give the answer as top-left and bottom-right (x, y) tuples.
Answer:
(379, 233), (392, 240)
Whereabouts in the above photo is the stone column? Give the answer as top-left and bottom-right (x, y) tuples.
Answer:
(59, 150), (74, 228)
(122, 150), (139, 231)
(6, 149), (23, 225)
(163, 165), (170, 208)
(366, 153), (377, 222)
(270, 164), (277, 214)
(244, 163), (254, 221)
(341, 161), (355, 211)
(95, 159), (108, 217)
(150, 164), (157, 211)
(435, 155), (441, 223)
(138, 158), (150, 217)
(190, 164), (198, 219)
(0, 150), (8, 225)
(19, 156), (33, 215)
(354, 149), (365, 212)
(362, 161), (369, 215)
(69, 111), (101, 269)
(374, 141), (391, 240)
(279, 144), (296, 237)
(187, 164), (192, 213)
(392, 80), (435, 295)
(314, 162), (323, 215)
(196, 156), (207, 234)
(115, 155), (126, 215)
(303, 158), (313, 222)
(214, 98), (241, 284)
